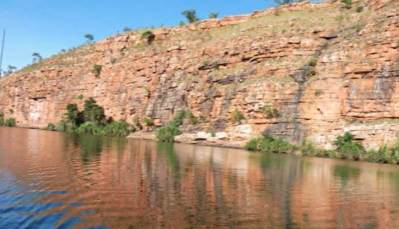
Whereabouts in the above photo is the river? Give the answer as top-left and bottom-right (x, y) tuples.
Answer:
(0, 127), (399, 228)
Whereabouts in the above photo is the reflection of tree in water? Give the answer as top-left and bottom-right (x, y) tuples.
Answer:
(333, 164), (360, 186)
(156, 143), (180, 177)
(257, 152), (302, 228)
(76, 134), (104, 164)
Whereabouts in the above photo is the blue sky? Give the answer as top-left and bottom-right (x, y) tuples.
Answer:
(0, 0), (278, 69)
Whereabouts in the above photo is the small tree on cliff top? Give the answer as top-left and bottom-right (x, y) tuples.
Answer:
(182, 10), (199, 23)
(142, 31), (155, 45)
(274, 0), (304, 6)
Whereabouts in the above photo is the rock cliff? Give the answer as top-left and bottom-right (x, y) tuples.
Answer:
(0, 0), (398, 149)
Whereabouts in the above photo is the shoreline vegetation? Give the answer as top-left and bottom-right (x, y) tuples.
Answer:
(245, 133), (399, 165)
(2, 102), (399, 165)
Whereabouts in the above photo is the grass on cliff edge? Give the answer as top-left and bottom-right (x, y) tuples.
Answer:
(246, 132), (399, 165)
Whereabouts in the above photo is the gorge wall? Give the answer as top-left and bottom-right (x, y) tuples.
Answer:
(0, 0), (398, 149)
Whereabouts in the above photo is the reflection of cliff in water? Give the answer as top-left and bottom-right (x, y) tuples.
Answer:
(1, 128), (399, 228)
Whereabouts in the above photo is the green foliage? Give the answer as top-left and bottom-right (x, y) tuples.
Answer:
(187, 111), (199, 125)
(307, 57), (318, 67)
(341, 0), (352, 8)
(334, 132), (365, 160)
(92, 64), (102, 77)
(356, 6), (364, 13)
(156, 124), (181, 143)
(83, 98), (105, 124)
(47, 123), (56, 131)
(60, 98), (132, 137)
(84, 34), (94, 43)
(5, 118), (16, 127)
(76, 122), (104, 136)
(231, 109), (245, 124)
(143, 117), (154, 126)
(274, 0), (302, 6)
(263, 105), (280, 119)
(315, 89), (324, 97)
(300, 141), (331, 157)
(142, 31), (155, 45)
(209, 12), (219, 19)
(65, 103), (83, 126)
(133, 116), (143, 130)
(182, 10), (199, 23)
(155, 109), (194, 142)
(103, 120), (131, 137)
(171, 109), (187, 127)
(0, 112), (4, 126)
(245, 135), (295, 154)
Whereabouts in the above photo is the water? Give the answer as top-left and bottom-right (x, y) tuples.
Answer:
(1, 127), (399, 228)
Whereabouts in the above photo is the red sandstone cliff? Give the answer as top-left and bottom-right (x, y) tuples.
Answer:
(0, 0), (398, 149)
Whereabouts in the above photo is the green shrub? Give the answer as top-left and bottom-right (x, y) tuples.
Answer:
(47, 123), (56, 131)
(182, 10), (199, 23)
(76, 122), (104, 136)
(5, 118), (16, 127)
(208, 12), (218, 19)
(92, 64), (102, 77)
(263, 105), (280, 119)
(231, 109), (245, 124)
(156, 124), (181, 143)
(334, 132), (365, 160)
(142, 31), (155, 45)
(246, 135), (295, 154)
(133, 116), (143, 130)
(170, 109), (187, 127)
(187, 111), (199, 125)
(83, 98), (105, 124)
(143, 117), (154, 127)
(315, 89), (324, 97)
(245, 137), (263, 151)
(341, 0), (352, 8)
(356, 6), (364, 13)
(65, 103), (83, 126)
(103, 121), (131, 137)
(0, 112), (4, 126)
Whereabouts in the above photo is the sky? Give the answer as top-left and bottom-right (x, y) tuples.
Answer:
(0, 0), (279, 70)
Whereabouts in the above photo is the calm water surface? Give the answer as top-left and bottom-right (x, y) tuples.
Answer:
(1, 127), (399, 228)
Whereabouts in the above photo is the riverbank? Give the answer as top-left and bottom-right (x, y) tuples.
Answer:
(129, 130), (399, 166)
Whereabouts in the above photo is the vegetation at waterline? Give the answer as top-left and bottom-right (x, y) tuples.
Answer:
(246, 132), (399, 165)
(156, 109), (199, 142)
(55, 98), (132, 137)
(0, 112), (16, 127)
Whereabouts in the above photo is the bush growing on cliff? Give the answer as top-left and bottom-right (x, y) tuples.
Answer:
(245, 135), (295, 154)
(341, 0), (352, 9)
(156, 124), (181, 143)
(155, 109), (192, 143)
(5, 118), (16, 127)
(92, 64), (102, 77)
(61, 99), (132, 137)
(334, 132), (365, 160)
(142, 31), (155, 45)
(143, 117), (154, 127)
(263, 105), (280, 119)
(0, 113), (4, 126)
(47, 123), (56, 131)
(83, 98), (106, 124)
(231, 109), (245, 124)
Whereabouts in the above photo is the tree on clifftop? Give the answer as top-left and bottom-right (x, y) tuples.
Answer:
(274, 0), (304, 5)
(32, 52), (42, 63)
(182, 10), (199, 23)
(84, 34), (94, 43)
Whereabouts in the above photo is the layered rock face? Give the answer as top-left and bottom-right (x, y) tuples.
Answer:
(0, 0), (398, 149)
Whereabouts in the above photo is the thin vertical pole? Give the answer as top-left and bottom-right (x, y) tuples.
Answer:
(0, 29), (5, 77)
